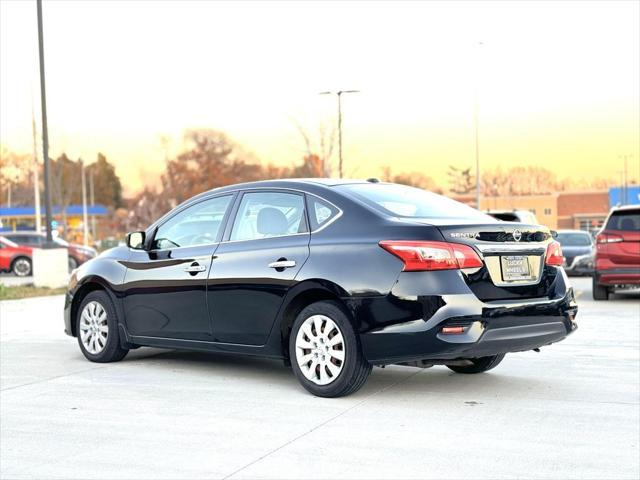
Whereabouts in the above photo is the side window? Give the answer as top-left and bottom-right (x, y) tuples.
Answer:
(152, 195), (232, 250)
(230, 192), (306, 241)
(308, 196), (340, 231)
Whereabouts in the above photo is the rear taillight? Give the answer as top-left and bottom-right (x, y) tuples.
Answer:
(545, 241), (564, 266)
(596, 233), (623, 244)
(379, 241), (483, 271)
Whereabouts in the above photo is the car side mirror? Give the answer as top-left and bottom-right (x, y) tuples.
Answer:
(126, 231), (146, 250)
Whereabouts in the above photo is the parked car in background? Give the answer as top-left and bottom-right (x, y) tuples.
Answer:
(486, 209), (539, 225)
(2, 231), (97, 271)
(0, 236), (33, 277)
(556, 230), (594, 276)
(64, 179), (577, 397)
(593, 205), (640, 300)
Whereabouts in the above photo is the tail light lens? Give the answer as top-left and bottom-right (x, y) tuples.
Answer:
(596, 233), (623, 244)
(545, 241), (564, 266)
(379, 241), (483, 271)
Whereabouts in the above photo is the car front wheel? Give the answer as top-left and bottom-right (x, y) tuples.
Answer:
(447, 354), (505, 374)
(77, 291), (128, 363)
(289, 301), (371, 398)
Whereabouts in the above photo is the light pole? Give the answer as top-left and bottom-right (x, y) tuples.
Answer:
(319, 90), (359, 178)
(36, 0), (54, 246)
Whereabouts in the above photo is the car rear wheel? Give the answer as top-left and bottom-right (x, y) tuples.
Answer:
(11, 257), (32, 277)
(289, 301), (371, 397)
(447, 354), (505, 374)
(592, 276), (609, 300)
(77, 291), (128, 363)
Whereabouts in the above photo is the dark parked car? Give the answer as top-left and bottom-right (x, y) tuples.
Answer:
(0, 236), (33, 276)
(64, 179), (577, 397)
(2, 231), (97, 271)
(593, 205), (640, 300)
(556, 230), (594, 276)
(486, 209), (539, 225)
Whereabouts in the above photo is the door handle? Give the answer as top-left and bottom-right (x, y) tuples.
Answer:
(268, 260), (296, 269)
(184, 264), (206, 273)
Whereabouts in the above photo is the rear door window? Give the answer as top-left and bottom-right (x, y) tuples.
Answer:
(230, 191), (307, 241)
(606, 209), (640, 231)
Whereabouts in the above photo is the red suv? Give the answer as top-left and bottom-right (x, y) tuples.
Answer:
(593, 205), (640, 300)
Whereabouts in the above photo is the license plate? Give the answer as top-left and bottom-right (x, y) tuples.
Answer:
(501, 255), (532, 281)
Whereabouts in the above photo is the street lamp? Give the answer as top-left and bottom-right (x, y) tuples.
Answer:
(36, 0), (54, 246)
(319, 90), (360, 178)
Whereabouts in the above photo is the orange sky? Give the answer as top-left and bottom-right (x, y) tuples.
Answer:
(1, 0), (639, 195)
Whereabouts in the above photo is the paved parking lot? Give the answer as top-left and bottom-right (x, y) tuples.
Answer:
(1, 277), (638, 479)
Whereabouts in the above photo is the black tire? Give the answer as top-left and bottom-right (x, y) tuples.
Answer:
(592, 276), (609, 301)
(68, 256), (79, 272)
(289, 300), (371, 398)
(447, 354), (505, 374)
(11, 256), (32, 277)
(76, 290), (128, 363)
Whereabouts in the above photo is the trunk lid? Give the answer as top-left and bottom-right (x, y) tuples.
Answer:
(414, 219), (558, 301)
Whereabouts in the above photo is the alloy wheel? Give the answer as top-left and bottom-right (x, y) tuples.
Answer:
(13, 259), (31, 277)
(79, 301), (108, 355)
(295, 314), (345, 386)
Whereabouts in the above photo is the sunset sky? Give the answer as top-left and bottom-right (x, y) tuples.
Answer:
(1, 0), (639, 195)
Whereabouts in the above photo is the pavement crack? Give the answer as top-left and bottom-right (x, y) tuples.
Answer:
(222, 368), (422, 480)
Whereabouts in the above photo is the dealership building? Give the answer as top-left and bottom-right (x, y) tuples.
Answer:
(461, 186), (639, 231)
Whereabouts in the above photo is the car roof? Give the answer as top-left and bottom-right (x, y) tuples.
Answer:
(610, 204), (639, 212)
(192, 178), (376, 199)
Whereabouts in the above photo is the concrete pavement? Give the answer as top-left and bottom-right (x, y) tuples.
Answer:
(1, 277), (638, 479)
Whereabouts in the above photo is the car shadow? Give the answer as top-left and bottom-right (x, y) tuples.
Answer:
(121, 348), (556, 399)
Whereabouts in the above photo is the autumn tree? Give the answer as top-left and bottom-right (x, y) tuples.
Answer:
(0, 147), (34, 207)
(294, 122), (335, 177)
(381, 166), (443, 193)
(481, 166), (559, 196)
(161, 129), (267, 206)
(87, 153), (123, 208)
(50, 154), (82, 232)
(447, 165), (475, 194)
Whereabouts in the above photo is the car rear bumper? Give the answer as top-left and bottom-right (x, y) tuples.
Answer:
(359, 271), (578, 365)
(595, 268), (640, 286)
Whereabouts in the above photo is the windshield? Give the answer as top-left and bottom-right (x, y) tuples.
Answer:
(337, 183), (493, 220)
(53, 237), (70, 247)
(556, 232), (592, 246)
(0, 236), (19, 248)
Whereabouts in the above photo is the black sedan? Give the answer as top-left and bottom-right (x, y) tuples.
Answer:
(64, 179), (578, 397)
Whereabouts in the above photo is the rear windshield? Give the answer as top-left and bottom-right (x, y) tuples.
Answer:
(606, 209), (640, 231)
(337, 183), (493, 220)
(556, 232), (592, 246)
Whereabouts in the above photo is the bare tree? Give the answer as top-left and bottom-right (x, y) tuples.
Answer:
(293, 120), (336, 177)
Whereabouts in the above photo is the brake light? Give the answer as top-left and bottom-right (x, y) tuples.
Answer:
(379, 241), (483, 271)
(545, 241), (564, 266)
(596, 234), (623, 244)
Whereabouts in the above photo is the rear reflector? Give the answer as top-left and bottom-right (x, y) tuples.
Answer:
(545, 241), (564, 266)
(441, 326), (465, 335)
(379, 241), (483, 271)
